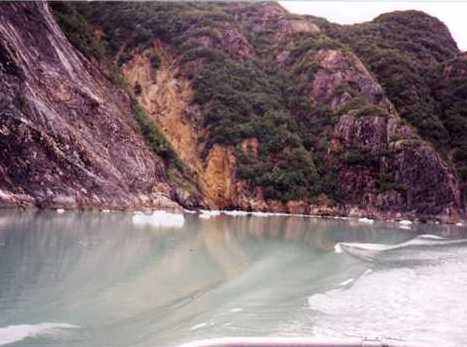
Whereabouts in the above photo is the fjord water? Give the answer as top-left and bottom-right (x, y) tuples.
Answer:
(0, 211), (466, 347)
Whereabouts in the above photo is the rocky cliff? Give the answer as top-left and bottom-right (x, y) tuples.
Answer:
(0, 2), (465, 222)
(0, 2), (187, 210)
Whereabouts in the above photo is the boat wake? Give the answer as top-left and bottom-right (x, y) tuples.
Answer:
(335, 235), (467, 263)
(0, 323), (79, 346)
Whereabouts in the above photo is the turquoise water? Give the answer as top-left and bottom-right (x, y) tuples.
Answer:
(0, 210), (465, 347)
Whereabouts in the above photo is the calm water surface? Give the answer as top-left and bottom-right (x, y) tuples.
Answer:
(0, 210), (466, 347)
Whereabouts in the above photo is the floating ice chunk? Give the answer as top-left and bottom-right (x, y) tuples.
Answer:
(132, 210), (185, 228)
(56, 209), (65, 214)
(230, 307), (243, 313)
(399, 220), (413, 225)
(101, 209), (110, 213)
(200, 210), (221, 217)
(251, 211), (275, 217)
(334, 243), (343, 253)
(223, 210), (249, 216)
(184, 209), (197, 214)
(399, 225), (411, 230)
(358, 217), (374, 224)
(456, 222), (464, 227)
(0, 323), (79, 346)
(332, 216), (350, 220)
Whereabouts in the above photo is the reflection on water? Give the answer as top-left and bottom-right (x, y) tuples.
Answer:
(0, 210), (465, 347)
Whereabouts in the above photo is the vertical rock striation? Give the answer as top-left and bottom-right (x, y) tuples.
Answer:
(0, 2), (179, 210)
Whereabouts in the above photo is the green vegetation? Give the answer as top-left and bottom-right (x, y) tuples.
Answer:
(432, 57), (467, 198)
(132, 101), (182, 170)
(51, 2), (467, 204)
(50, 2), (107, 60)
(323, 10), (457, 149)
(322, 10), (467, 196)
(191, 52), (322, 200)
(52, 3), (185, 174)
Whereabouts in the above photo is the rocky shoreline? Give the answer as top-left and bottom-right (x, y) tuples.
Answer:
(0, 202), (464, 226)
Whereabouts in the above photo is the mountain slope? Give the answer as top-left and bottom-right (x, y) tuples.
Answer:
(48, 1), (463, 221)
(322, 10), (467, 203)
(0, 2), (463, 221)
(0, 2), (194, 210)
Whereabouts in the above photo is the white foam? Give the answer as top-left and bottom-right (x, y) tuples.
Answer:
(339, 278), (354, 286)
(56, 209), (65, 214)
(190, 323), (208, 331)
(358, 217), (375, 224)
(307, 293), (329, 307)
(132, 210), (185, 228)
(399, 220), (413, 225)
(417, 234), (445, 240)
(0, 323), (79, 346)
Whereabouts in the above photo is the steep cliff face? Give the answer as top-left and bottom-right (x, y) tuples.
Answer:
(0, 2), (181, 210)
(1, 2), (465, 221)
(307, 48), (461, 220)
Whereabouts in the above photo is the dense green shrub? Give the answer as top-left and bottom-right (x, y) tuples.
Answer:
(323, 11), (456, 150)
(50, 2), (107, 60)
(54, 2), (466, 205)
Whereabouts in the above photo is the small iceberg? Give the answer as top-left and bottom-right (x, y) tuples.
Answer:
(132, 210), (185, 228)
(358, 217), (374, 224)
(199, 210), (221, 219)
(230, 307), (243, 313)
(251, 211), (275, 217)
(399, 220), (413, 225)
(200, 210), (221, 216)
(223, 210), (249, 216)
(334, 243), (343, 254)
(56, 208), (65, 214)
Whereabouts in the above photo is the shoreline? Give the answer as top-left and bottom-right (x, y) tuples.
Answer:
(0, 205), (464, 227)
